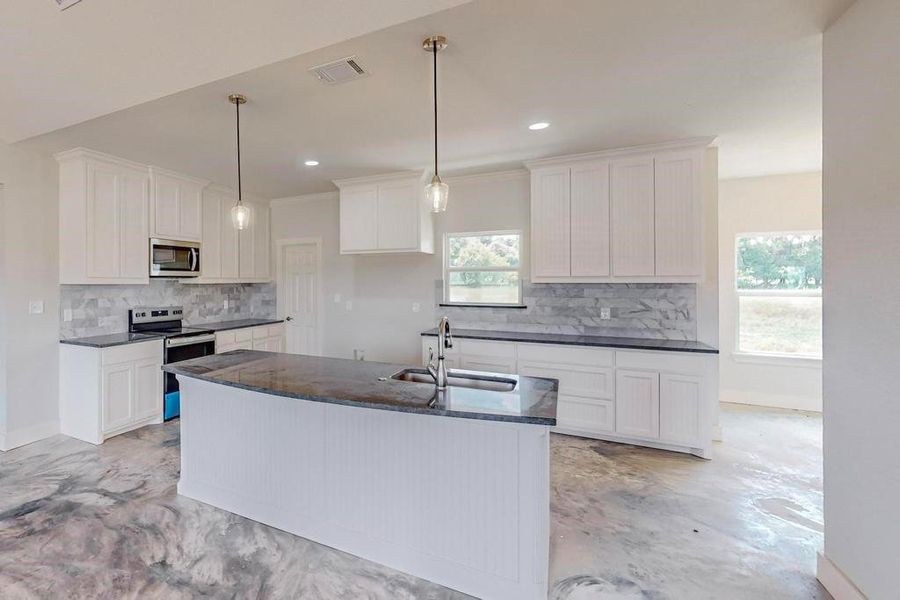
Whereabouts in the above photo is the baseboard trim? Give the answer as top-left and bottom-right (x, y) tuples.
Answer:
(0, 420), (60, 452)
(817, 552), (866, 600)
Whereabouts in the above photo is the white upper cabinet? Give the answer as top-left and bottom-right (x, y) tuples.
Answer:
(57, 149), (150, 285)
(610, 156), (655, 277)
(197, 186), (269, 283)
(526, 138), (711, 283)
(530, 166), (571, 277)
(335, 172), (434, 254)
(149, 167), (207, 241)
(654, 150), (703, 277)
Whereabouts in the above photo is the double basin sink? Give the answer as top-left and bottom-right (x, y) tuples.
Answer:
(389, 368), (518, 393)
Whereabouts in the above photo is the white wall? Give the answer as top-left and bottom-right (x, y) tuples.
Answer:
(821, 1), (900, 598)
(0, 142), (60, 451)
(270, 172), (532, 365)
(718, 172), (822, 411)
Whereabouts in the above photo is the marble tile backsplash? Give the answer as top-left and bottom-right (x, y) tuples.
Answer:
(60, 281), (276, 339)
(434, 281), (697, 341)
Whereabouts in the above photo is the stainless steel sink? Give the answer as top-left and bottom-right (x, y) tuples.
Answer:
(389, 368), (518, 392)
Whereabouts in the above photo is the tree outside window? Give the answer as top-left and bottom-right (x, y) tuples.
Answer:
(444, 232), (522, 305)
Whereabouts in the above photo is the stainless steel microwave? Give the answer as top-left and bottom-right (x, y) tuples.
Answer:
(150, 239), (201, 278)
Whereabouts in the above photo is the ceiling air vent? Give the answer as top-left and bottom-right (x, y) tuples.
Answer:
(309, 56), (369, 85)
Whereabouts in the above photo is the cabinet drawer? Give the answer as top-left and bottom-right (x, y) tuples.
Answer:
(517, 343), (613, 367)
(216, 331), (236, 348)
(252, 326), (269, 340)
(456, 339), (516, 359)
(267, 324), (284, 337)
(614, 349), (707, 375)
(235, 328), (253, 343)
(556, 396), (614, 433)
(459, 355), (517, 375)
(102, 339), (162, 365)
(518, 362), (613, 399)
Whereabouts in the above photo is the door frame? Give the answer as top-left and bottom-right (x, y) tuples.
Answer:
(275, 237), (324, 356)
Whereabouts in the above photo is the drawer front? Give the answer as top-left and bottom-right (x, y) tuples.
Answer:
(102, 339), (163, 365)
(252, 326), (268, 340)
(614, 349), (706, 375)
(459, 355), (517, 375)
(235, 328), (252, 343)
(456, 339), (516, 359)
(556, 395), (614, 433)
(216, 331), (236, 349)
(517, 343), (613, 367)
(267, 324), (284, 337)
(518, 362), (613, 399)
(421, 338), (460, 365)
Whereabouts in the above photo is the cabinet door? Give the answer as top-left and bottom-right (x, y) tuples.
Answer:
(615, 369), (659, 439)
(570, 161), (610, 277)
(238, 203), (258, 279)
(659, 373), (702, 445)
(611, 157), (655, 276)
(118, 169), (149, 280)
(201, 191), (223, 278)
(340, 186), (378, 252)
(86, 162), (121, 279)
(101, 363), (134, 433)
(531, 167), (571, 277)
(220, 193), (240, 279)
(556, 396), (615, 433)
(655, 151), (702, 276)
(133, 357), (162, 421)
(253, 202), (271, 279)
(152, 175), (180, 238)
(179, 180), (203, 241)
(377, 181), (419, 250)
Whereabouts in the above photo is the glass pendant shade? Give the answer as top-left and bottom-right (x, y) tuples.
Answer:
(426, 175), (449, 213)
(231, 203), (250, 230)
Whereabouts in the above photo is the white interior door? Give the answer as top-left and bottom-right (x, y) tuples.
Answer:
(279, 242), (321, 355)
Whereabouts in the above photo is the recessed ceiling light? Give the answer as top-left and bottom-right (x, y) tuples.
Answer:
(528, 122), (550, 131)
(304, 160), (319, 167)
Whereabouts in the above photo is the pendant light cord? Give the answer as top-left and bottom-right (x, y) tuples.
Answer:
(235, 99), (243, 205)
(433, 39), (439, 178)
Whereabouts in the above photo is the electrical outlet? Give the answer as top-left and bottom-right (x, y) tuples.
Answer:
(28, 300), (44, 315)
(63, 308), (73, 322)
(353, 349), (366, 361)
(345, 300), (353, 311)
(223, 299), (229, 310)
(412, 302), (420, 313)
(600, 307), (611, 320)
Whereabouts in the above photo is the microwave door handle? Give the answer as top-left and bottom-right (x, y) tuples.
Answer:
(190, 248), (198, 272)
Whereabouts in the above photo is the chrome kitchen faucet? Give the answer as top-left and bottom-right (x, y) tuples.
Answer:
(427, 316), (453, 390)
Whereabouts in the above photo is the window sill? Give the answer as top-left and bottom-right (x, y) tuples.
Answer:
(731, 352), (822, 369)
(439, 303), (528, 309)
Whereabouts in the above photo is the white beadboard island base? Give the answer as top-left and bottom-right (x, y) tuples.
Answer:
(177, 377), (551, 600)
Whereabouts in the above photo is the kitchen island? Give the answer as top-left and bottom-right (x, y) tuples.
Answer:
(163, 350), (558, 600)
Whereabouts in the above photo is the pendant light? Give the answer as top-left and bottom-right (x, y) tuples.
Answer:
(423, 35), (449, 213)
(229, 93), (251, 230)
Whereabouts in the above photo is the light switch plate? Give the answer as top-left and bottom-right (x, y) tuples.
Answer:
(412, 302), (421, 313)
(345, 300), (353, 311)
(29, 300), (44, 315)
(334, 293), (342, 303)
(63, 308), (73, 322)
(600, 307), (611, 320)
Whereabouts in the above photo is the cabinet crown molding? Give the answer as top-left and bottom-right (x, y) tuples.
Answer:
(54, 147), (148, 172)
(333, 170), (427, 189)
(524, 136), (717, 170)
(148, 165), (211, 187)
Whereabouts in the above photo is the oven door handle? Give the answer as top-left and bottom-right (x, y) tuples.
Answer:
(165, 334), (217, 348)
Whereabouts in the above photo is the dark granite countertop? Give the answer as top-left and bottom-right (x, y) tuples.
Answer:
(59, 332), (164, 348)
(163, 350), (558, 426)
(200, 318), (285, 332)
(421, 328), (719, 354)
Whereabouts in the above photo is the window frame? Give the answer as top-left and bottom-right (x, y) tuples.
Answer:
(442, 229), (524, 307)
(733, 230), (823, 361)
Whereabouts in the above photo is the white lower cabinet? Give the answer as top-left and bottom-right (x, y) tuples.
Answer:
(421, 336), (716, 457)
(614, 370), (660, 439)
(216, 323), (285, 354)
(61, 339), (164, 445)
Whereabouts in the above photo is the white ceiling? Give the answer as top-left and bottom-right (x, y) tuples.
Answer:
(19, 0), (855, 197)
(0, 0), (470, 142)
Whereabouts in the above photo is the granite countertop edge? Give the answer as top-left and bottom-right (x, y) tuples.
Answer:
(420, 328), (719, 354)
(60, 318), (285, 348)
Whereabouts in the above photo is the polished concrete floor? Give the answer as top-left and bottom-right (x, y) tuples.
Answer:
(0, 404), (825, 599)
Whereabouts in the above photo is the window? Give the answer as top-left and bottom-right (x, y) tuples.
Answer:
(444, 231), (522, 306)
(735, 232), (822, 358)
